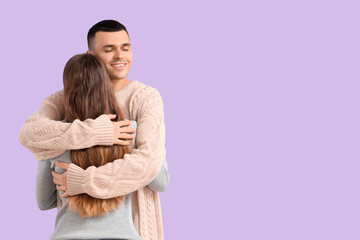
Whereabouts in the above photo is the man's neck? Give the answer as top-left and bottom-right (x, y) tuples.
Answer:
(111, 78), (131, 92)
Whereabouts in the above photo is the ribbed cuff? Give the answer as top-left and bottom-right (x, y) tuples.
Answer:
(94, 115), (114, 146)
(67, 163), (86, 195)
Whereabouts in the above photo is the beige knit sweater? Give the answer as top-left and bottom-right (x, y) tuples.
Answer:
(19, 80), (166, 240)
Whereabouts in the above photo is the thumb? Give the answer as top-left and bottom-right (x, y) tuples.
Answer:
(106, 114), (117, 120)
(56, 161), (70, 170)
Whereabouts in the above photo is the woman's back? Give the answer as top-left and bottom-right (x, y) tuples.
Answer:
(36, 122), (141, 240)
(62, 54), (132, 218)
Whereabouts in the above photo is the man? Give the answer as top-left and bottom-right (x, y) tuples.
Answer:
(19, 20), (168, 240)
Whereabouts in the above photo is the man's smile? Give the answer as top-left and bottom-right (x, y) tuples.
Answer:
(111, 62), (127, 69)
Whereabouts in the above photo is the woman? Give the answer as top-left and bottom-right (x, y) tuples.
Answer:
(35, 54), (169, 240)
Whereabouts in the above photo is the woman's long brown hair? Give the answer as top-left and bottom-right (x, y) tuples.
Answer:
(62, 54), (131, 218)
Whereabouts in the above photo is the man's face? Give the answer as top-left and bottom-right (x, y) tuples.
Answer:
(89, 30), (132, 81)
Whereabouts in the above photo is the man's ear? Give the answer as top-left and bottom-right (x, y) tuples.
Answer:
(86, 50), (93, 55)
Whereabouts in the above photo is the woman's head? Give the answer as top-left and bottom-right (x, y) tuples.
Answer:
(63, 54), (122, 122)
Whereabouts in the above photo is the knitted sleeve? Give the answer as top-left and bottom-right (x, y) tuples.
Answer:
(18, 90), (114, 160)
(66, 89), (166, 198)
(130, 121), (170, 193)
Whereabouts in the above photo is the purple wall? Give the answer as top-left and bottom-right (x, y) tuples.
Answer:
(2, 0), (359, 239)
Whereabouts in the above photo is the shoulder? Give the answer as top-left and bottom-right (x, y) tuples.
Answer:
(41, 151), (71, 170)
(133, 80), (162, 99)
(131, 81), (163, 105)
(42, 89), (64, 107)
(45, 89), (64, 101)
(47, 151), (71, 163)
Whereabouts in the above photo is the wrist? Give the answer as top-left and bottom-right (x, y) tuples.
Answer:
(94, 115), (114, 146)
(67, 163), (86, 195)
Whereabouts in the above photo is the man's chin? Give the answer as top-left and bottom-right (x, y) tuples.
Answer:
(109, 74), (128, 81)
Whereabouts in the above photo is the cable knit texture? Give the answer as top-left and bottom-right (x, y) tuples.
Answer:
(19, 80), (166, 240)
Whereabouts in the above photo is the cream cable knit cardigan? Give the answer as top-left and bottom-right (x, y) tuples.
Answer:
(19, 80), (166, 240)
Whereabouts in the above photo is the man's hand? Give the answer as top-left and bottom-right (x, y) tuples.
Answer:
(107, 114), (136, 145)
(52, 162), (70, 198)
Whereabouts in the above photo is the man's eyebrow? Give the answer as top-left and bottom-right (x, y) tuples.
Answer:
(102, 43), (131, 48)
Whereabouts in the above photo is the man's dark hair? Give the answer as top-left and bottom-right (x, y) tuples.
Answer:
(87, 20), (129, 50)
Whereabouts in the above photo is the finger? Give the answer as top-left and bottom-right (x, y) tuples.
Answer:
(53, 177), (61, 185)
(56, 185), (66, 191)
(56, 162), (70, 170)
(114, 139), (131, 146)
(118, 127), (136, 133)
(106, 114), (117, 120)
(52, 171), (65, 184)
(52, 171), (60, 180)
(117, 133), (135, 140)
(60, 191), (70, 198)
(114, 120), (132, 128)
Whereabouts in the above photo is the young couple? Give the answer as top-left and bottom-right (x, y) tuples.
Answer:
(19, 20), (169, 240)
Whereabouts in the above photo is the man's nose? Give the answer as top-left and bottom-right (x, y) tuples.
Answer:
(114, 49), (124, 59)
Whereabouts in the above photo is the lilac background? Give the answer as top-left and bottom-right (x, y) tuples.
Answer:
(1, 0), (359, 239)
